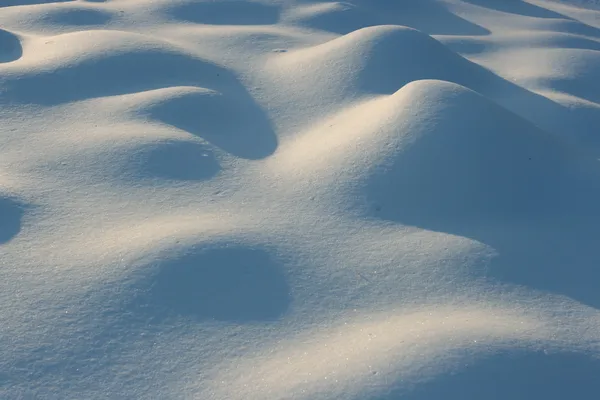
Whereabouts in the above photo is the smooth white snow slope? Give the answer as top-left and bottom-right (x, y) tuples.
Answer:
(2, 0), (600, 399)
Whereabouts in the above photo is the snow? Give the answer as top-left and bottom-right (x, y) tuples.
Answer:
(1, 0), (600, 399)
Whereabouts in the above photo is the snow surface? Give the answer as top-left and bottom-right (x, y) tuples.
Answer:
(1, 0), (600, 399)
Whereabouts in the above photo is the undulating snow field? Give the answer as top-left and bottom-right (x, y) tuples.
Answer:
(2, 0), (600, 398)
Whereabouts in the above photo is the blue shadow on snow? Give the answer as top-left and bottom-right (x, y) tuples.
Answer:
(0, 197), (24, 244)
(372, 350), (600, 400)
(130, 245), (291, 322)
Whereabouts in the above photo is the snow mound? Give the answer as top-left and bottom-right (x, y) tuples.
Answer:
(1, 31), (233, 104)
(352, 81), (600, 311)
(270, 25), (482, 96)
(355, 80), (571, 225)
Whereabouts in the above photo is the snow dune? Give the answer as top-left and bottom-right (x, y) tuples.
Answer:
(2, 0), (600, 399)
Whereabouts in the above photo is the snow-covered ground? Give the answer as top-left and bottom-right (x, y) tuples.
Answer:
(2, 0), (600, 398)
